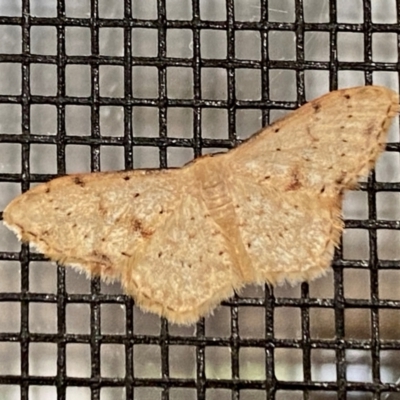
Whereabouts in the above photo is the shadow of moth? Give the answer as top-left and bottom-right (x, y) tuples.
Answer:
(3, 85), (399, 324)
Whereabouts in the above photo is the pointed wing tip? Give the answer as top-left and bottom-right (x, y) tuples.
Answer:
(2, 217), (22, 241)
(343, 85), (399, 109)
(2, 199), (22, 237)
(370, 85), (399, 110)
(2, 214), (52, 263)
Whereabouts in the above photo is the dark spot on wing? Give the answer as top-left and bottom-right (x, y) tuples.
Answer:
(123, 176), (130, 181)
(73, 177), (85, 187)
(344, 94), (351, 99)
(134, 193), (140, 198)
(312, 102), (321, 112)
(133, 219), (142, 231)
(335, 173), (346, 185)
(45, 187), (50, 194)
(132, 218), (154, 238)
(336, 178), (343, 186)
(285, 168), (302, 191)
(92, 251), (111, 263)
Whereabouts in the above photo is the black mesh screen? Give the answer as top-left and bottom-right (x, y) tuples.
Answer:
(0, 1), (400, 400)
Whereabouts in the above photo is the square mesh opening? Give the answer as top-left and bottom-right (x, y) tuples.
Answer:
(0, 1), (399, 400)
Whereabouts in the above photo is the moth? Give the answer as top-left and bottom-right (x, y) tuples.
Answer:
(3, 85), (399, 324)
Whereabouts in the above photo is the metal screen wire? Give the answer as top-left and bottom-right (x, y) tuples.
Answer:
(0, 1), (399, 399)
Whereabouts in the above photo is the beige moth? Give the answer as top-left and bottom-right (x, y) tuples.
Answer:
(3, 85), (399, 324)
